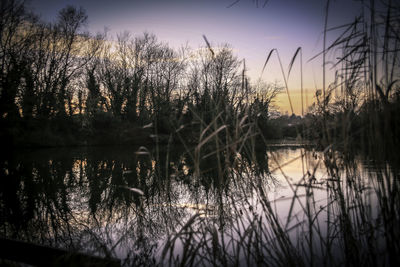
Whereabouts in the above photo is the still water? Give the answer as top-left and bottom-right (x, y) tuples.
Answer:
(0, 145), (386, 266)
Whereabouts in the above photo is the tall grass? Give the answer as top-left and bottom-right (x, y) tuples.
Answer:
(158, 0), (400, 266)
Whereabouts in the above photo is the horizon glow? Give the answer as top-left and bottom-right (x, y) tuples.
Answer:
(28, 0), (362, 114)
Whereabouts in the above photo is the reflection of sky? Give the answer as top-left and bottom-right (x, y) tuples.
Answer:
(28, 0), (362, 114)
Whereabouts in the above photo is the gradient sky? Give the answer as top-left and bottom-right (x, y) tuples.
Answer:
(27, 0), (363, 114)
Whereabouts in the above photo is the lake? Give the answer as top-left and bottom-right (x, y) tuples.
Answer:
(0, 144), (394, 266)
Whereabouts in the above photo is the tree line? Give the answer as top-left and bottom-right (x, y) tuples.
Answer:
(0, 0), (281, 147)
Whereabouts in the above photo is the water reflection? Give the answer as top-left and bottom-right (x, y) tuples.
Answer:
(0, 145), (395, 266)
(0, 145), (271, 265)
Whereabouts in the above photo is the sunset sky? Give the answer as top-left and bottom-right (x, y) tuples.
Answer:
(28, 0), (363, 115)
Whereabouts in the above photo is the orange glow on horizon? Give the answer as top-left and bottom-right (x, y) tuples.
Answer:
(273, 88), (317, 115)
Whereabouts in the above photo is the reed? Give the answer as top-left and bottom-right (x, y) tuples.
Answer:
(159, 0), (400, 266)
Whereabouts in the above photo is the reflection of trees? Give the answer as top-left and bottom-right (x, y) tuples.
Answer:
(0, 150), (77, 246)
(0, 145), (270, 264)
